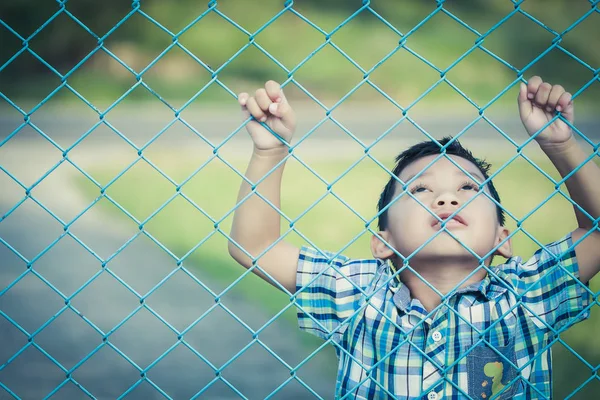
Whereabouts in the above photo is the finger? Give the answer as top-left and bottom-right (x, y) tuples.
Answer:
(240, 104), (250, 118)
(246, 96), (267, 122)
(268, 102), (278, 117)
(271, 96), (294, 128)
(265, 80), (283, 103)
(556, 91), (572, 113)
(546, 85), (564, 112)
(255, 88), (272, 113)
(534, 82), (552, 108)
(518, 82), (528, 103)
(238, 93), (251, 119)
(558, 92), (575, 124)
(268, 100), (289, 117)
(517, 82), (531, 119)
(527, 76), (543, 100)
(238, 92), (249, 107)
(268, 101), (287, 118)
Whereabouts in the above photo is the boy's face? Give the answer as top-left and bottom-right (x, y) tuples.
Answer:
(373, 155), (512, 265)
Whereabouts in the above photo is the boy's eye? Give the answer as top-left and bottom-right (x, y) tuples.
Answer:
(461, 183), (478, 191)
(410, 185), (428, 194)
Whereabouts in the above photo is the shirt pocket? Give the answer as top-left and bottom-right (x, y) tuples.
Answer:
(466, 341), (520, 400)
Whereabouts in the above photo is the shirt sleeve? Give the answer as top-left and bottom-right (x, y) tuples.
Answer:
(294, 246), (380, 344)
(507, 233), (592, 331)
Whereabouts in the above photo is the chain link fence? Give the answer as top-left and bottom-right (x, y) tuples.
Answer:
(1, 0), (599, 399)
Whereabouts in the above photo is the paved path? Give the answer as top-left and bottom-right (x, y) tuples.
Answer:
(1, 103), (598, 151)
(0, 137), (338, 399)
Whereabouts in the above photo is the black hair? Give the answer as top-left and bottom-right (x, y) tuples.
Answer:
(377, 136), (505, 231)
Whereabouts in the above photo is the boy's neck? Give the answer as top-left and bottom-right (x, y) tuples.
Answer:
(398, 259), (489, 313)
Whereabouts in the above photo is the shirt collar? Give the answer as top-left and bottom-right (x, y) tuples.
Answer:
(383, 260), (509, 312)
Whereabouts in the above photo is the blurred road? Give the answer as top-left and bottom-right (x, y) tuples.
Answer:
(0, 130), (338, 399)
(0, 106), (598, 399)
(1, 104), (598, 151)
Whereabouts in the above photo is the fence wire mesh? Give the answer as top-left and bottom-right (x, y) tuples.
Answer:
(0, 0), (599, 399)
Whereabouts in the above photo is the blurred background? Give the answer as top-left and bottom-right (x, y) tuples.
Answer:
(0, 0), (599, 399)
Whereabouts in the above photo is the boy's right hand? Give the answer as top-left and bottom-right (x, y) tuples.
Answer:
(238, 81), (296, 152)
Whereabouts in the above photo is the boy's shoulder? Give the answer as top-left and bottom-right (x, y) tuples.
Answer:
(299, 245), (384, 269)
(492, 232), (575, 273)
(486, 232), (580, 297)
(298, 245), (390, 288)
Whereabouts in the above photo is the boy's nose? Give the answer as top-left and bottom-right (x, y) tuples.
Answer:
(437, 199), (459, 206)
(434, 193), (459, 207)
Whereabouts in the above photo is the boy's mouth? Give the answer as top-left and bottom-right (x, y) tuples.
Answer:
(431, 212), (467, 228)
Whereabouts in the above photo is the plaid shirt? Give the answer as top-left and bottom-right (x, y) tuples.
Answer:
(295, 233), (592, 399)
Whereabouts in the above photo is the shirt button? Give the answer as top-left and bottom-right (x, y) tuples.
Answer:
(427, 391), (438, 400)
(432, 331), (442, 342)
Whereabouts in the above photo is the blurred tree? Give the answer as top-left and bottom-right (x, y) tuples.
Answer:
(0, 0), (597, 104)
(0, 1), (132, 76)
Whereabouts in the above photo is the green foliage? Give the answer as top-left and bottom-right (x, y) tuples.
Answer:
(2, 1), (599, 109)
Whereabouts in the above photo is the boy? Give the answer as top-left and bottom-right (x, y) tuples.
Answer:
(228, 77), (599, 399)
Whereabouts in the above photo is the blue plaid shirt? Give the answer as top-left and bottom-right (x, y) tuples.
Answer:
(295, 233), (592, 399)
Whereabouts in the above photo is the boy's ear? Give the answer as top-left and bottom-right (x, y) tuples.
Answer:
(371, 231), (395, 260)
(493, 227), (513, 259)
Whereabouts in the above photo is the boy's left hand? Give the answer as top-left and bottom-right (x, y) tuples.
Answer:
(518, 76), (574, 146)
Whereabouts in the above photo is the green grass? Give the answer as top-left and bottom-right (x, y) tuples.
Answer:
(75, 150), (600, 398)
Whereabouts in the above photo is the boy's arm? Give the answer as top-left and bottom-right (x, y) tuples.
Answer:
(540, 140), (600, 284)
(519, 76), (600, 284)
(228, 81), (300, 294)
